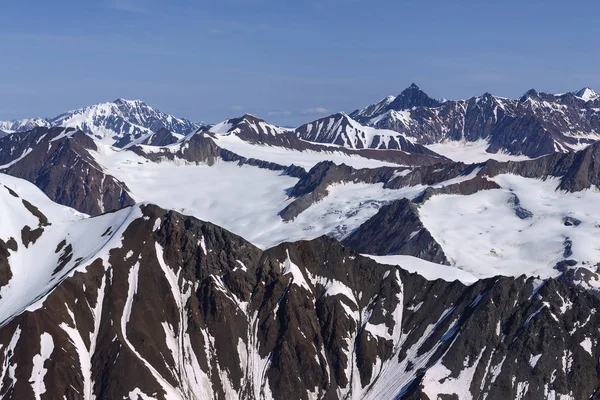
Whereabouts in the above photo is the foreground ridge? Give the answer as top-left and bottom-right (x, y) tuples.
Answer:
(0, 178), (599, 399)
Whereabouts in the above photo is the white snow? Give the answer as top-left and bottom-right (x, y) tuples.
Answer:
(120, 261), (184, 399)
(60, 311), (94, 400)
(426, 139), (532, 164)
(155, 243), (213, 399)
(530, 353), (542, 368)
(421, 349), (485, 400)
(128, 388), (158, 400)
(419, 174), (600, 279)
(0, 173), (142, 326)
(281, 250), (310, 290)
(0, 326), (22, 391)
(91, 143), (425, 249)
(48, 99), (197, 146)
(365, 255), (478, 284)
(0, 147), (33, 169)
(574, 87), (600, 102)
(212, 132), (404, 170)
(208, 121), (233, 134)
(301, 112), (417, 151)
(29, 332), (54, 400)
(580, 337), (593, 356)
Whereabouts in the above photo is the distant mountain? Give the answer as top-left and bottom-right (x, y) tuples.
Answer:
(0, 117), (52, 133)
(209, 113), (289, 141)
(574, 87), (600, 101)
(0, 99), (199, 148)
(204, 113), (447, 167)
(294, 112), (436, 155)
(349, 84), (600, 158)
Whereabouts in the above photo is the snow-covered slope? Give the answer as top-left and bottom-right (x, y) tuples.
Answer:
(143, 113), (448, 169)
(574, 87), (600, 101)
(419, 174), (600, 280)
(295, 112), (422, 151)
(425, 139), (532, 163)
(0, 173), (139, 324)
(0, 118), (51, 133)
(91, 142), (425, 248)
(209, 113), (288, 137)
(211, 132), (408, 169)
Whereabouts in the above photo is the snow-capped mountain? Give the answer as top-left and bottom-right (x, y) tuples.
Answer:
(349, 84), (600, 158)
(0, 118), (52, 133)
(294, 112), (435, 155)
(201, 113), (447, 168)
(0, 99), (199, 148)
(209, 113), (289, 138)
(5, 85), (600, 399)
(574, 87), (600, 101)
(50, 98), (199, 147)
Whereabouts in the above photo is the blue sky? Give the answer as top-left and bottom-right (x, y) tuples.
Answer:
(1, 0), (599, 125)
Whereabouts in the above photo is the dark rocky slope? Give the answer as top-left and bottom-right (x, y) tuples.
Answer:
(1, 195), (600, 398)
(138, 127), (181, 147)
(341, 198), (449, 264)
(0, 127), (134, 215)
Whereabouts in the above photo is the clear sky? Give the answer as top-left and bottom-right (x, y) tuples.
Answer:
(1, 0), (599, 126)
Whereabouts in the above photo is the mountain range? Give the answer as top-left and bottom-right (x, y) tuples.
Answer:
(1, 86), (600, 399)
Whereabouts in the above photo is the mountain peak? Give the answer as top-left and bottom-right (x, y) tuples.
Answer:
(520, 88), (540, 102)
(574, 87), (599, 101)
(240, 113), (263, 122)
(114, 98), (146, 106)
(388, 83), (440, 110)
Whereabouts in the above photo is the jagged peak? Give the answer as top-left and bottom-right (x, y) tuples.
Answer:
(519, 88), (540, 102)
(399, 83), (424, 96)
(209, 113), (287, 136)
(387, 83), (440, 110)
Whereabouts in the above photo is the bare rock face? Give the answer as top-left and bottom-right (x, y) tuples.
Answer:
(138, 127), (181, 147)
(0, 127), (134, 215)
(342, 198), (449, 264)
